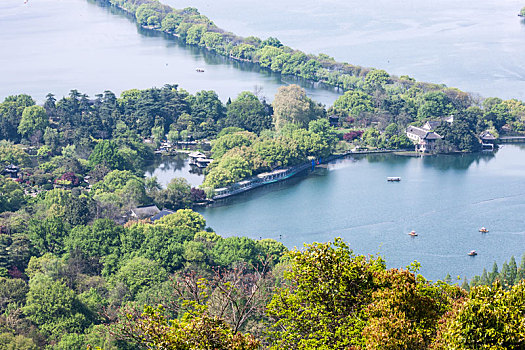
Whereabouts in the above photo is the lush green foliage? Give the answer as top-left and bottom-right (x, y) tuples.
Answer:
(0, 204), (289, 348)
(0, 176), (25, 213)
(0, 95), (35, 143)
(203, 101), (338, 189)
(2, 5), (525, 342)
(225, 92), (272, 134)
(434, 281), (525, 349)
(466, 253), (525, 290)
(114, 304), (260, 349)
(272, 84), (324, 130)
(267, 239), (386, 349)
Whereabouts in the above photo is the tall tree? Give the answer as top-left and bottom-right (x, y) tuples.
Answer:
(272, 85), (324, 131)
(226, 91), (271, 134)
(267, 238), (385, 349)
(18, 105), (49, 140)
(0, 94), (35, 142)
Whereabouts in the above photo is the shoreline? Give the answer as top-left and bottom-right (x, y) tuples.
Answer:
(208, 148), (404, 201)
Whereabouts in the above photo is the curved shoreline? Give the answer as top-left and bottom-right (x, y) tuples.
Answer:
(89, 0), (459, 98)
(210, 149), (400, 201)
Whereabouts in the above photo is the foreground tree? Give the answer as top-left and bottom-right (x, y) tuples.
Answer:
(112, 304), (259, 350)
(266, 238), (385, 349)
(363, 269), (465, 349)
(433, 281), (525, 349)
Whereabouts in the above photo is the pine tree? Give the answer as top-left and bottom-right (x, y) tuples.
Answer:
(480, 268), (489, 286)
(508, 256), (517, 286)
(500, 262), (510, 288)
(489, 262), (499, 284)
(470, 275), (481, 288)
(517, 254), (525, 282)
(461, 277), (470, 291)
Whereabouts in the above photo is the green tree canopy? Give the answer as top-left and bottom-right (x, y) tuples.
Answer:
(0, 142), (30, 167)
(88, 140), (126, 170)
(211, 131), (257, 158)
(333, 90), (373, 117)
(0, 176), (25, 213)
(434, 281), (525, 349)
(23, 274), (89, 339)
(0, 94), (35, 142)
(153, 177), (192, 210)
(211, 236), (258, 267)
(417, 91), (454, 120)
(267, 238), (385, 349)
(112, 256), (167, 298)
(27, 216), (70, 256)
(17, 105), (48, 139)
(272, 84), (324, 131)
(225, 91), (271, 134)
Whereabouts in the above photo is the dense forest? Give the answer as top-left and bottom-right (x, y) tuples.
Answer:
(1, 82), (525, 348)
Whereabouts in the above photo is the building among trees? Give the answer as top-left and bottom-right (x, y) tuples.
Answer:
(406, 125), (443, 153)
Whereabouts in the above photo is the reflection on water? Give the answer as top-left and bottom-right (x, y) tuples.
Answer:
(421, 151), (496, 171)
(363, 153), (412, 166)
(144, 154), (204, 188)
(90, 0), (343, 103)
(198, 145), (525, 281)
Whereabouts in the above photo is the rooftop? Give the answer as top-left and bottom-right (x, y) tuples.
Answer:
(257, 169), (288, 178)
(407, 125), (442, 140)
(480, 131), (496, 140)
(131, 205), (160, 218)
(151, 209), (175, 222)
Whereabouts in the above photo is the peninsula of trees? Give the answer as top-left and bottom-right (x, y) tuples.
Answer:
(92, 0), (525, 153)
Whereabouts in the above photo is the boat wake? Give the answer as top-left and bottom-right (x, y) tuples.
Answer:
(471, 192), (525, 205)
(508, 231), (525, 236)
(302, 220), (396, 237)
(415, 192), (525, 219)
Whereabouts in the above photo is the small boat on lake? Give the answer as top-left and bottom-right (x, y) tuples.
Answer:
(196, 68), (205, 72)
(479, 227), (489, 233)
(468, 250), (477, 256)
(408, 230), (418, 236)
(387, 177), (401, 182)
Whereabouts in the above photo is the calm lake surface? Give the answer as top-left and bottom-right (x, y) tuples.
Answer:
(144, 153), (204, 188)
(2, 0), (525, 103)
(0, 0), (341, 105)
(198, 145), (525, 281)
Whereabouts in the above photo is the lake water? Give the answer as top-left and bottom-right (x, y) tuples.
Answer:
(0, 0), (341, 106)
(2, 0), (525, 104)
(170, 0), (525, 101)
(144, 153), (204, 188)
(198, 145), (525, 281)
